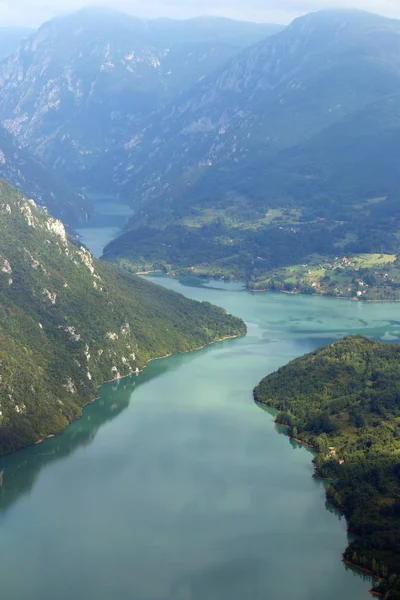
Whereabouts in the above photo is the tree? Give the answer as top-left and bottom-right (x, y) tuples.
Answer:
(317, 433), (329, 454)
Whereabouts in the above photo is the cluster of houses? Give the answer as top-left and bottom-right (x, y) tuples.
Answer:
(329, 447), (345, 465)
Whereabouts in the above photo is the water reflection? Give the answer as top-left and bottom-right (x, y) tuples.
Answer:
(0, 362), (170, 514)
(254, 398), (376, 593)
(1, 276), (393, 599)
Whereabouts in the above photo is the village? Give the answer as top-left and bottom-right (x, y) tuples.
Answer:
(248, 252), (400, 300)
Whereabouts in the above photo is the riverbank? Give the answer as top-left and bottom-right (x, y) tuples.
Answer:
(1, 272), (392, 600)
(27, 330), (246, 456)
(133, 269), (400, 303)
(253, 335), (400, 598)
(260, 401), (385, 596)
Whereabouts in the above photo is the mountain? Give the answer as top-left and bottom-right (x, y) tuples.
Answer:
(0, 179), (245, 455)
(0, 8), (281, 188)
(0, 27), (34, 59)
(102, 10), (400, 285)
(254, 335), (400, 598)
(0, 125), (89, 225)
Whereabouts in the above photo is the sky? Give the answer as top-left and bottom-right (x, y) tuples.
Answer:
(1, 0), (400, 28)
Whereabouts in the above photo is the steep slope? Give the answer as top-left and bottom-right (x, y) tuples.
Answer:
(113, 9), (400, 199)
(254, 335), (400, 598)
(0, 27), (34, 59)
(0, 125), (89, 225)
(0, 179), (245, 455)
(0, 8), (280, 188)
(102, 10), (400, 282)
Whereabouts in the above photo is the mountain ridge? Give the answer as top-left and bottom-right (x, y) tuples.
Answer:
(100, 9), (400, 292)
(0, 9), (281, 190)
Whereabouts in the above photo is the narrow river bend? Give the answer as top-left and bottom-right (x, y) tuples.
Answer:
(1, 215), (398, 599)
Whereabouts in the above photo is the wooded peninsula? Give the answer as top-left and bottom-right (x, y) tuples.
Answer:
(254, 335), (400, 599)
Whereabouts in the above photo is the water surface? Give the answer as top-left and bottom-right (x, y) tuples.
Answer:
(0, 273), (397, 599)
(76, 196), (133, 257)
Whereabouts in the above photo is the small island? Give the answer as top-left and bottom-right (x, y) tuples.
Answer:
(254, 335), (400, 599)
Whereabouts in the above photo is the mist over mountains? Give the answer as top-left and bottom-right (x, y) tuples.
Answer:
(0, 7), (399, 274)
(0, 8), (280, 215)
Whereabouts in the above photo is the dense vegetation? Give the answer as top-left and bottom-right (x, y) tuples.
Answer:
(254, 335), (400, 598)
(0, 179), (245, 456)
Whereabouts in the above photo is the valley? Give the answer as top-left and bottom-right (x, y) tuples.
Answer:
(0, 6), (400, 599)
(2, 262), (399, 599)
(75, 195), (133, 258)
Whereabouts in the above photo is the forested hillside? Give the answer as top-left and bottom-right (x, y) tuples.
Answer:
(0, 179), (245, 456)
(254, 336), (400, 598)
(102, 10), (400, 296)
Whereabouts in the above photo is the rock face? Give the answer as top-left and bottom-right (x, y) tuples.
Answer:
(0, 27), (34, 60)
(0, 8), (281, 190)
(0, 178), (245, 456)
(111, 9), (400, 204)
(0, 125), (88, 225)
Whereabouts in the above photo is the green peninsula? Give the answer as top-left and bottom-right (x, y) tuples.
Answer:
(254, 335), (400, 598)
(0, 180), (246, 456)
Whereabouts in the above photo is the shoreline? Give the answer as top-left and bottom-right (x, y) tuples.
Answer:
(24, 330), (246, 456)
(257, 400), (384, 594)
(343, 560), (379, 579)
(136, 270), (400, 303)
(250, 287), (400, 303)
(98, 332), (243, 386)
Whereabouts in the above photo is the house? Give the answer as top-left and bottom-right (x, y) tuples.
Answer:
(339, 460), (345, 465)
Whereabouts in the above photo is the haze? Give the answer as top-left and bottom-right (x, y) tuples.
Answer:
(1, 0), (400, 27)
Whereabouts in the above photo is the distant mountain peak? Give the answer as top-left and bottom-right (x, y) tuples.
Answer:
(290, 7), (397, 29)
(0, 11), (281, 195)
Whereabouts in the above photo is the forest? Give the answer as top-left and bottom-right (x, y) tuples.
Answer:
(0, 179), (246, 455)
(254, 335), (400, 598)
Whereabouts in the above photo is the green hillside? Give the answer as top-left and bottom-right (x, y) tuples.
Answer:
(0, 179), (245, 456)
(254, 335), (400, 598)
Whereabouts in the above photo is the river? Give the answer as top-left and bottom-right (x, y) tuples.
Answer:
(75, 195), (133, 258)
(1, 219), (398, 599)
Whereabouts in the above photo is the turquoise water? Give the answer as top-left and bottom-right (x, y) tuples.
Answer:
(76, 197), (133, 257)
(0, 272), (398, 599)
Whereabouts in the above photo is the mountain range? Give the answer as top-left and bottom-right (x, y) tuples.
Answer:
(0, 9), (280, 196)
(95, 9), (400, 288)
(1, 8), (400, 289)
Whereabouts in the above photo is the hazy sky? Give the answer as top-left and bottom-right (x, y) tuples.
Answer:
(1, 0), (400, 27)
